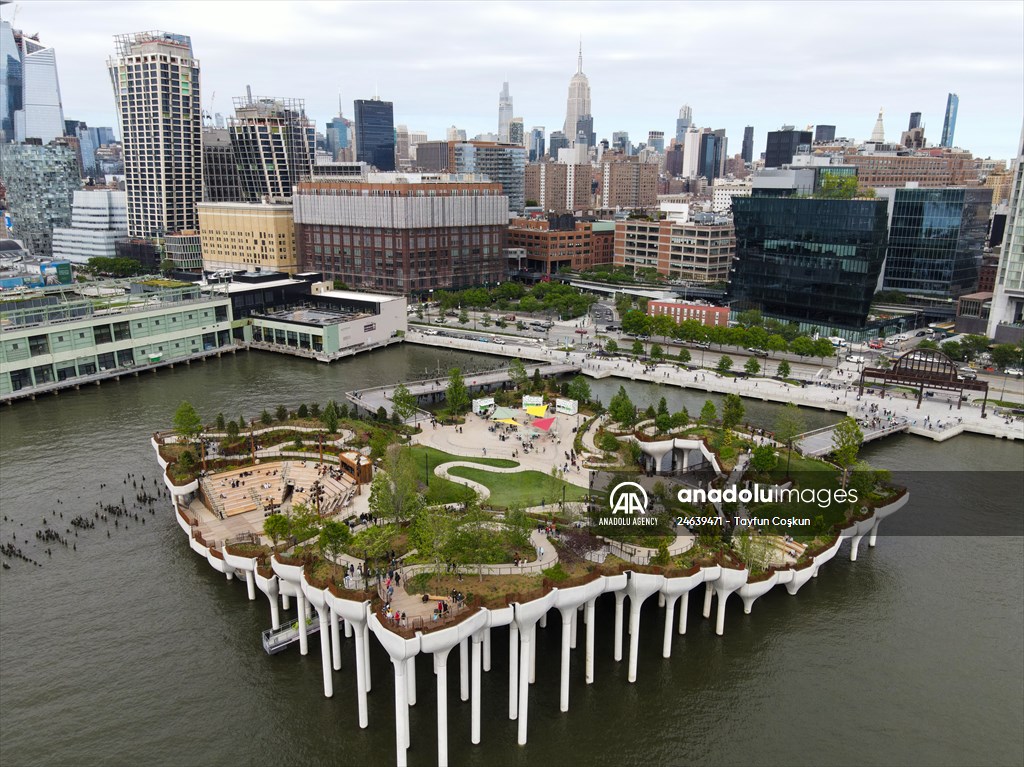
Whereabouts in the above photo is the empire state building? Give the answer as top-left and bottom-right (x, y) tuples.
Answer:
(563, 43), (592, 147)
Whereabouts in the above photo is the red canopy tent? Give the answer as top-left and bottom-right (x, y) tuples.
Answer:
(532, 416), (556, 431)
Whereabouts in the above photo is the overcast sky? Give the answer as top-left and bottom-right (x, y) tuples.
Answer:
(9, 0), (1023, 160)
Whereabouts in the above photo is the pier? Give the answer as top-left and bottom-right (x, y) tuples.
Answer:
(796, 418), (911, 457)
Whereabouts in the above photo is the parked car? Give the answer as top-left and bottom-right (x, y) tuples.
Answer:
(693, 341), (711, 349)
(1004, 367), (1023, 377)
(868, 340), (885, 350)
(958, 368), (978, 380)
(846, 355), (866, 364)
(915, 330), (929, 337)
(746, 347), (767, 356)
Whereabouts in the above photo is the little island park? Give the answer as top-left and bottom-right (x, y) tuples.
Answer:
(154, 361), (908, 766)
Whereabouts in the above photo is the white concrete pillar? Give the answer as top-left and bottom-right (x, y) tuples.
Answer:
(585, 598), (596, 684)
(627, 598), (643, 683)
(508, 625), (519, 720)
(483, 626), (492, 672)
(392, 658), (409, 767)
(345, 617), (353, 638)
(297, 592), (309, 656)
(354, 622), (369, 728)
(869, 519), (881, 547)
(406, 655), (417, 706)
(613, 592), (625, 662)
(662, 595), (679, 658)
(677, 591), (690, 635)
(569, 606), (578, 649)
(363, 622), (372, 692)
(459, 638), (469, 702)
(245, 569), (256, 600)
(433, 651), (451, 767)
(529, 628), (537, 683)
(471, 633), (483, 744)
(269, 592), (281, 630)
(318, 607), (333, 698)
(330, 607), (342, 671)
(715, 593), (729, 636)
(658, 592), (665, 608)
(850, 534), (864, 561)
(517, 626), (532, 745)
(539, 611), (547, 629)
(281, 592), (291, 611)
(559, 611), (572, 712)
(703, 581), (714, 619)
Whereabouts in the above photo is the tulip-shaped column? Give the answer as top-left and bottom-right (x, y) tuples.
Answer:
(624, 572), (664, 682)
(869, 492), (907, 548)
(223, 549), (259, 600)
(512, 590), (557, 745)
(659, 569), (706, 657)
(418, 609), (488, 767)
(712, 566), (748, 635)
(272, 555), (310, 655)
(596, 573), (626, 683)
(254, 569), (281, 630)
(326, 592), (373, 729)
(553, 578), (605, 711)
(369, 615), (421, 767)
(301, 580), (334, 698)
(737, 571), (780, 615)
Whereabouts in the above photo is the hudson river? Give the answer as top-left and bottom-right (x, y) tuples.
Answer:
(1, 347), (1021, 766)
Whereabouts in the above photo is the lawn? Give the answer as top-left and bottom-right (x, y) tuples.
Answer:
(409, 446), (520, 505)
(445, 466), (589, 509)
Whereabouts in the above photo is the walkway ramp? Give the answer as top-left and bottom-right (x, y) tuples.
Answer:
(796, 418), (910, 458)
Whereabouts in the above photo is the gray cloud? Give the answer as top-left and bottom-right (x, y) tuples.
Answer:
(11, 0), (1023, 159)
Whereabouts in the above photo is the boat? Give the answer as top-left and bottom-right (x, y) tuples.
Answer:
(261, 614), (320, 655)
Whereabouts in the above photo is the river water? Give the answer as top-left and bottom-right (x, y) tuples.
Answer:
(1, 346), (1021, 767)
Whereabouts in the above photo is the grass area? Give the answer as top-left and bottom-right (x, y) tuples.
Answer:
(445, 466), (589, 509)
(406, 572), (543, 608)
(409, 446), (520, 505)
(978, 397), (1024, 408)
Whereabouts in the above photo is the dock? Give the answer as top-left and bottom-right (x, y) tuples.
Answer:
(796, 418), (911, 458)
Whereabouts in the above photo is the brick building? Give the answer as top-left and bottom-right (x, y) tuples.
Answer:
(293, 173), (508, 293)
(506, 215), (613, 275)
(647, 300), (730, 327)
(613, 214), (735, 283)
(524, 161), (592, 213)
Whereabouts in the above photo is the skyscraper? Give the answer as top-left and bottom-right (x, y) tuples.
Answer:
(201, 128), (242, 202)
(108, 32), (202, 240)
(647, 131), (665, 154)
(229, 95), (314, 201)
(509, 118), (524, 147)
(813, 125), (836, 144)
(698, 132), (724, 182)
(675, 105), (693, 144)
(764, 128), (812, 168)
(353, 98), (395, 171)
(575, 115), (594, 149)
(3, 143), (78, 256)
(498, 81), (513, 143)
(528, 126), (545, 161)
(869, 109), (885, 143)
(908, 112), (922, 131)
(326, 100), (352, 159)
(987, 124), (1024, 340)
(940, 93), (958, 148)
(1, 21), (65, 144)
(741, 126), (754, 164)
(563, 43), (592, 146)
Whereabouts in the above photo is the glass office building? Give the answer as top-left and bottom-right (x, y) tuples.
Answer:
(879, 187), (991, 297)
(729, 196), (889, 330)
(353, 98), (395, 172)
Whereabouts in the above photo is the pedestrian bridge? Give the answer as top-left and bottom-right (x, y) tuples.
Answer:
(795, 418), (910, 458)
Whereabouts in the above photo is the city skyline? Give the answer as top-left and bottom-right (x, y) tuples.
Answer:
(4, 0), (1023, 161)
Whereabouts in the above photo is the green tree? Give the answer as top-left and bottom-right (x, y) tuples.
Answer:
(651, 343), (664, 360)
(621, 309), (651, 337)
(531, 367), (543, 392)
(215, 413), (226, 431)
(608, 386), (636, 426)
(567, 375), (591, 403)
(991, 343), (1024, 370)
(369, 430), (391, 459)
(508, 358), (529, 390)
(716, 355), (734, 375)
(173, 401), (203, 447)
(812, 338), (836, 361)
(262, 513), (291, 549)
(446, 368), (470, 415)
(677, 347), (691, 364)
(391, 383), (418, 421)
(318, 520), (351, 570)
(225, 420), (240, 440)
(736, 309), (764, 328)
(655, 412), (672, 434)
(670, 407), (689, 428)
(657, 396), (669, 416)
(368, 446), (424, 525)
(458, 308), (469, 325)
(322, 400), (339, 434)
(744, 357), (761, 376)
(276, 404), (289, 422)
(699, 400), (717, 425)
(790, 336), (815, 357)
(297, 403), (309, 419)
(774, 403), (806, 446)
(830, 417), (864, 489)
(721, 393), (744, 430)
(959, 334), (990, 361)
(631, 340), (645, 356)
(766, 334), (788, 355)
(309, 402), (321, 418)
(813, 174), (860, 200)
(916, 339), (939, 351)
(776, 360), (792, 379)
(260, 409), (273, 426)
(411, 505), (458, 573)
(605, 338), (619, 353)
(651, 314), (676, 341)
(750, 444), (777, 473)
(941, 341), (963, 361)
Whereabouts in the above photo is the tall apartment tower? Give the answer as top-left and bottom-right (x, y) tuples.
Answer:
(229, 95), (314, 201)
(509, 118), (524, 147)
(908, 112), (922, 131)
(528, 127), (545, 161)
(563, 43), (592, 145)
(108, 32), (202, 240)
(498, 81), (513, 143)
(741, 126), (754, 163)
(353, 98), (395, 171)
(675, 105), (693, 144)
(940, 93), (958, 148)
(987, 124), (1024, 340)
